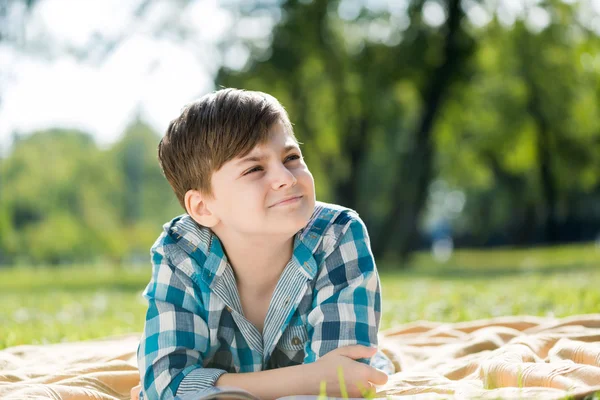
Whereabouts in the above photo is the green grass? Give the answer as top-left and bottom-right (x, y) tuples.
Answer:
(0, 266), (150, 349)
(1, 243), (599, 349)
(378, 242), (600, 328)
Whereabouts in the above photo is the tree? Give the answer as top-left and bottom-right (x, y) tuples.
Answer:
(218, 0), (476, 262)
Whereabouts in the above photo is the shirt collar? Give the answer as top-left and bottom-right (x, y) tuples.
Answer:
(164, 201), (343, 283)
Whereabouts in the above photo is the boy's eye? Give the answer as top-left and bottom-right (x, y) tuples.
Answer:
(242, 155), (300, 176)
(243, 166), (263, 176)
(285, 154), (301, 162)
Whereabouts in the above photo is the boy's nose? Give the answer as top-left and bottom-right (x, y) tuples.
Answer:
(271, 165), (297, 190)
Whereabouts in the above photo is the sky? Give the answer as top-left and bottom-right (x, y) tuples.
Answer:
(0, 0), (234, 154)
(1, 0), (598, 156)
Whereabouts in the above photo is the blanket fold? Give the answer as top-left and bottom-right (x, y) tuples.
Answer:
(378, 314), (600, 399)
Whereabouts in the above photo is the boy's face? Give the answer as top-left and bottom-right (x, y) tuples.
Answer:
(205, 121), (316, 239)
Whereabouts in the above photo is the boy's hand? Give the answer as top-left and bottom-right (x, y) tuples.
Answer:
(130, 383), (141, 400)
(313, 345), (388, 397)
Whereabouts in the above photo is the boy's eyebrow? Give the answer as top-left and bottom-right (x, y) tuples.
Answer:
(236, 144), (300, 165)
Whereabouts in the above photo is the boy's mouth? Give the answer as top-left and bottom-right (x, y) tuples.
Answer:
(269, 195), (303, 208)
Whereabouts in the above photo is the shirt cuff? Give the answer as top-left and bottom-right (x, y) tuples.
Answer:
(370, 349), (395, 375)
(176, 367), (228, 396)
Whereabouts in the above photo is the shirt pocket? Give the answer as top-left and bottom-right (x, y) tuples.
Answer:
(278, 324), (309, 352)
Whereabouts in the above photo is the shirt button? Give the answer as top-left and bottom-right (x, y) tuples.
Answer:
(225, 306), (232, 313)
(291, 336), (302, 346)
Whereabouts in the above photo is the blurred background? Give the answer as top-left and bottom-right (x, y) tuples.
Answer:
(1, 0), (600, 347)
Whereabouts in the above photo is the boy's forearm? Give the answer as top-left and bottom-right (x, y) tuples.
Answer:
(215, 363), (319, 400)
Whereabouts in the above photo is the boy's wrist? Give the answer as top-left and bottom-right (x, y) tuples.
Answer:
(214, 363), (323, 398)
(294, 362), (322, 394)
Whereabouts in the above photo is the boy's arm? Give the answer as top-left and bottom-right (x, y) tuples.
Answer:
(137, 243), (227, 399)
(215, 345), (386, 399)
(305, 212), (382, 361)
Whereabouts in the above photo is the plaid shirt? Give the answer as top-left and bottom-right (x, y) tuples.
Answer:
(137, 201), (391, 400)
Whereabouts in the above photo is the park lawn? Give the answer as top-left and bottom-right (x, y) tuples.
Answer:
(1, 243), (599, 350)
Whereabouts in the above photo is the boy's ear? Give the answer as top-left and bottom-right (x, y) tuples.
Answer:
(184, 189), (220, 228)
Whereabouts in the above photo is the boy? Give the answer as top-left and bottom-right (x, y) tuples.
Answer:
(135, 88), (391, 400)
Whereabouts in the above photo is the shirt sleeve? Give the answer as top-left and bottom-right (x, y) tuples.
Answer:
(137, 239), (227, 400)
(304, 211), (382, 363)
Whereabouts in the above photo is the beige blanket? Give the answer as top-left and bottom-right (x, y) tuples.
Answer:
(0, 334), (140, 400)
(1, 315), (599, 399)
(378, 314), (600, 399)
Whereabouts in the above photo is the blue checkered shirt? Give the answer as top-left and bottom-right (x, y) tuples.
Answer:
(137, 201), (392, 399)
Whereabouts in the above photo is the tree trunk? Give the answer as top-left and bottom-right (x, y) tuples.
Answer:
(373, 0), (465, 261)
(481, 150), (535, 246)
(520, 51), (560, 243)
(533, 107), (560, 243)
(335, 117), (369, 210)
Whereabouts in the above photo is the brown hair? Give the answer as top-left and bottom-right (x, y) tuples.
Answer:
(158, 88), (295, 210)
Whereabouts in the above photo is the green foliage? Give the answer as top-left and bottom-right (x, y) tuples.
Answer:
(217, 0), (600, 258)
(433, 6), (600, 245)
(0, 123), (181, 265)
(1, 0), (600, 264)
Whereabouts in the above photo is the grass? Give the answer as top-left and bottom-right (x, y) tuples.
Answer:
(0, 266), (150, 349)
(378, 243), (600, 327)
(1, 242), (600, 349)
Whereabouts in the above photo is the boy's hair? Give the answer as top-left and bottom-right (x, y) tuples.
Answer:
(158, 88), (295, 209)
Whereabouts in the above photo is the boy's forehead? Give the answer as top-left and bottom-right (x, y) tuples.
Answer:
(238, 125), (298, 158)
(257, 130), (297, 151)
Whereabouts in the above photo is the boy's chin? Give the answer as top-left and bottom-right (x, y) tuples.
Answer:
(264, 198), (315, 235)
(269, 214), (312, 237)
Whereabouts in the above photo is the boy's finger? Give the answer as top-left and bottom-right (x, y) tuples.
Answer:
(335, 345), (377, 359)
(130, 384), (141, 400)
(368, 367), (389, 385)
(349, 380), (377, 399)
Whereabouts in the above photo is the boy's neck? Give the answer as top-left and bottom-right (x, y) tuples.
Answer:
(214, 229), (295, 290)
